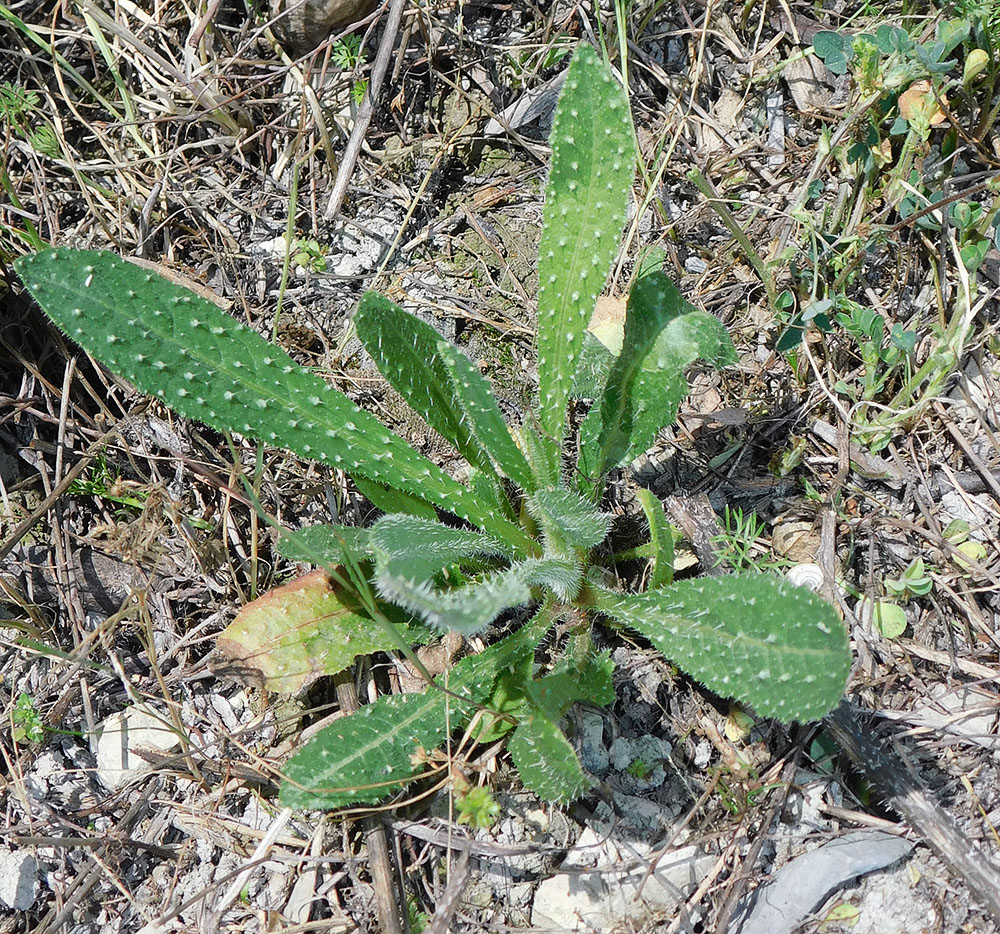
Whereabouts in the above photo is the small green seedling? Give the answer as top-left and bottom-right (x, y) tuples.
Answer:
(455, 782), (501, 829)
(329, 35), (368, 105)
(884, 556), (934, 600)
(15, 46), (851, 810)
(625, 758), (652, 781)
(407, 896), (430, 934)
(68, 453), (149, 514)
(11, 692), (45, 744)
(713, 507), (788, 573)
(0, 81), (60, 159)
(291, 237), (327, 273)
(330, 34), (363, 70)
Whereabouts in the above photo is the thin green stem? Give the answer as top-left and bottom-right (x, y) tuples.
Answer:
(273, 156), (301, 340)
(688, 167), (778, 309)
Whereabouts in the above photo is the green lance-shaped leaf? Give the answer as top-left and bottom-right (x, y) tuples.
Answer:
(581, 271), (736, 480)
(575, 648), (616, 707)
(15, 249), (527, 547)
(355, 291), (534, 493)
(376, 554), (580, 634)
(571, 330), (616, 400)
(437, 340), (535, 491)
(216, 570), (424, 693)
(635, 488), (674, 588)
(589, 573), (851, 722)
(353, 476), (439, 522)
(536, 44), (636, 441)
(353, 292), (488, 470)
(526, 486), (610, 554)
(509, 708), (593, 804)
(517, 423), (564, 491)
(467, 466), (517, 521)
(280, 607), (551, 809)
(277, 525), (372, 565)
(355, 293), (531, 487)
(370, 514), (510, 582)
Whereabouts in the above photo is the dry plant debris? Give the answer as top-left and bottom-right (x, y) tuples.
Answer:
(1, 2), (999, 933)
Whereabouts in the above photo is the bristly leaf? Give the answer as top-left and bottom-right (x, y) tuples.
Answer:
(354, 292), (496, 477)
(635, 488), (674, 588)
(370, 514), (510, 582)
(14, 249), (521, 543)
(508, 709), (593, 803)
(536, 45), (635, 441)
(581, 271), (736, 480)
(279, 607), (551, 808)
(571, 331), (615, 400)
(518, 423), (563, 490)
(375, 555), (580, 633)
(527, 487), (610, 553)
(589, 573), (851, 722)
(352, 476), (439, 521)
(527, 649), (615, 719)
(284, 689), (462, 807)
(437, 341), (535, 491)
(354, 291), (534, 495)
(467, 467), (517, 521)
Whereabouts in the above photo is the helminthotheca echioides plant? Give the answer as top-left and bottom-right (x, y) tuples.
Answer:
(14, 45), (851, 808)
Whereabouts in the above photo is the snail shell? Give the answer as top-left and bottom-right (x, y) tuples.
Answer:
(785, 563), (825, 592)
(270, 0), (377, 54)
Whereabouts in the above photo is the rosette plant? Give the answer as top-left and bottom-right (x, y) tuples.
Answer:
(15, 46), (850, 808)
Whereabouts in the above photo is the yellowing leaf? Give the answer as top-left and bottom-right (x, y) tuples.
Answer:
(955, 539), (987, 573)
(588, 294), (627, 355)
(725, 708), (755, 742)
(964, 49), (989, 85)
(217, 569), (420, 693)
(821, 902), (860, 928)
(898, 80), (947, 126)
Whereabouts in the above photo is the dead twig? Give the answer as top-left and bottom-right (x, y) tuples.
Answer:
(323, 0), (408, 221)
(334, 669), (406, 934)
(824, 702), (1000, 926)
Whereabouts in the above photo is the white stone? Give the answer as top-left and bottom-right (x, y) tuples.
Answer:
(94, 704), (183, 789)
(531, 828), (711, 931)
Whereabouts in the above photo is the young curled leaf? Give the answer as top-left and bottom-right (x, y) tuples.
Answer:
(527, 487), (611, 553)
(375, 556), (579, 634)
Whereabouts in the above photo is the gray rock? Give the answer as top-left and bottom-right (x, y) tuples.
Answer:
(731, 830), (914, 934)
(577, 709), (609, 775)
(0, 847), (38, 910)
(608, 734), (672, 791)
